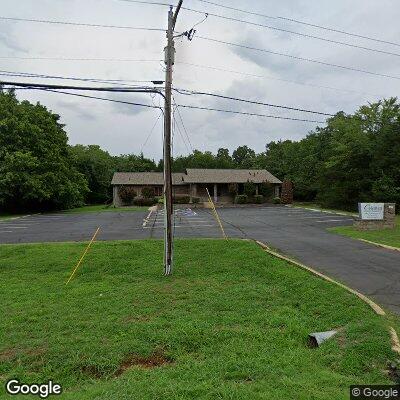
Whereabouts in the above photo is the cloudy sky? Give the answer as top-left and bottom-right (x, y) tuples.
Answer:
(1, 0), (399, 160)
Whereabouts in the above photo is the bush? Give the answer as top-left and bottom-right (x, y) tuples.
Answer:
(141, 187), (156, 199)
(173, 195), (191, 204)
(235, 194), (248, 204)
(243, 181), (256, 197)
(133, 197), (156, 206)
(228, 183), (238, 197)
(254, 195), (264, 204)
(191, 196), (200, 204)
(259, 182), (273, 198)
(118, 186), (137, 204)
(273, 197), (281, 204)
(155, 196), (164, 204)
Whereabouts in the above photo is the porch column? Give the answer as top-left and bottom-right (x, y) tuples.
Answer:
(255, 185), (259, 195)
(213, 183), (218, 203)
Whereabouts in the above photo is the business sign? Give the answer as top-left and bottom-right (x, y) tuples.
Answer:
(359, 203), (384, 220)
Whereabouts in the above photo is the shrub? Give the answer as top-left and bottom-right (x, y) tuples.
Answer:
(259, 182), (273, 198)
(254, 195), (264, 204)
(118, 186), (137, 204)
(273, 197), (281, 204)
(243, 181), (256, 197)
(228, 183), (238, 197)
(173, 195), (191, 204)
(133, 197), (156, 206)
(235, 194), (248, 204)
(191, 196), (200, 204)
(141, 187), (156, 199)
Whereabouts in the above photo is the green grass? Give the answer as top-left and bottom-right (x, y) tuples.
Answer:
(62, 205), (147, 214)
(330, 216), (400, 249)
(0, 239), (398, 399)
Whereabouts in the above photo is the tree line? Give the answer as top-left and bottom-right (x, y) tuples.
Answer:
(1, 88), (399, 212)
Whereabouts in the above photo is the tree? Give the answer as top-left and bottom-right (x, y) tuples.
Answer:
(232, 145), (256, 168)
(0, 89), (88, 212)
(69, 144), (114, 204)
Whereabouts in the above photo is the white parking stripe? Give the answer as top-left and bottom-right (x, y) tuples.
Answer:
(314, 219), (353, 223)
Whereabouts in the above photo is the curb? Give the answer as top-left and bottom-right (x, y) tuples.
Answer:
(254, 240), (400, 355)
(359, 239), (400, 253)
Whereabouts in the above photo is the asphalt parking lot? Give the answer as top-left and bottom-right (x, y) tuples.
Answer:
(1, 206), (400, 315)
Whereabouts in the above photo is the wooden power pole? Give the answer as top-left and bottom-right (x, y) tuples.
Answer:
(163, 1), (183, 276)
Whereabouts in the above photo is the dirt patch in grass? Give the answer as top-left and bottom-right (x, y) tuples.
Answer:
(0, 348), (17, 362)
(114, 351), (173, 376)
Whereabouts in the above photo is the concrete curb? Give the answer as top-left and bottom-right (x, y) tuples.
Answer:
(254, 240), (400, 355)
(359, 239), (400, 253)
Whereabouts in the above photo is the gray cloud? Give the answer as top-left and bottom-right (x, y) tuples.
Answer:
(2, 0), (400, 159)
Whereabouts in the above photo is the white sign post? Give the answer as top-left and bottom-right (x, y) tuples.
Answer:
(359, 203), (384, 220)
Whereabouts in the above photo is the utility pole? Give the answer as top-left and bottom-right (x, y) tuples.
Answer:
(163, 0), (183, 276)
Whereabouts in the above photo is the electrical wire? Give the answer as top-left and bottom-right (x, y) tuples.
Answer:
(5, 87), (162, 110)
(177, 104), (326, 123)
(0, 56), (161, 62)
(181, 6), (400, 58)
(174, 88), (335, 116)
(2, 81), (326, 123)
(196, 35), (400, 81)
(0, 16), (166, 32)
(176, 62), (383, 97)
(189, 0), (400, 48)
(140, 110), (163, 152)
(0, 69), (162, 86)
(172, 104), (192, 154)
(172, 95), (194, 152)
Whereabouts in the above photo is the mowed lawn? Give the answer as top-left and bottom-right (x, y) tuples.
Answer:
(0, 240), (398, 399)
(331, 215), (400, 249)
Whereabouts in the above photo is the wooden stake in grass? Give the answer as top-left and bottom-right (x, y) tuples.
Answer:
(206, 188), (227, 240)
(66, 227), (100, 285)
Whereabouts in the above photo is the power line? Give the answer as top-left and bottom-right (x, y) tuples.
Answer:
(181, 6), (400, 58)
(174, 88), (335, 116)
(0, 69), (162, 86)
(176, 62), (383, 97)
(140, 110), (164, 152)
(189, 0), (400, 48)
(0, 56), (161, 62)
(177, 104), (326, 123)
(196, 35), (400, 81)
(2, 80), (325, 123)
(172, 95), (194, 152)
(172, 105), (192, 154)
(118, 0), (171, 6)
(0, 16), (166, 32)
(0, 80), (164, 95)
(5, 87), (162, 110)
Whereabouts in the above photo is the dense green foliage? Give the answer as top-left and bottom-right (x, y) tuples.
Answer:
(261, 99), (400, 210)
(0, 240), (397, 399)
(0, 89), (88, 212)
(2, 90), (398, 212)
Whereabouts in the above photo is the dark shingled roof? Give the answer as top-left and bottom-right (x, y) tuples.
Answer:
(112, 169), (282, 185)
(111, 172), (187, 185)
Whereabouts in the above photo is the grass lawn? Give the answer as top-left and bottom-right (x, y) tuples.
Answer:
(0, 239), (398, 399)
(63, 205), (148, 214)
(330, 215), (400, 249)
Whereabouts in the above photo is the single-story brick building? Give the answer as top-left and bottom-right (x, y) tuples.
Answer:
(111, 168), (282, 206)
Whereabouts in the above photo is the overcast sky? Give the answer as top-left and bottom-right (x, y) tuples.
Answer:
(1, 0), (399, 160)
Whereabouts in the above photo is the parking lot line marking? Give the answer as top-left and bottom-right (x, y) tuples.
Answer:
(0, 231), (13, 233)
(314, 219), (353, 223)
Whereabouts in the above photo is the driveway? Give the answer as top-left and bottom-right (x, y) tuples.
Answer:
(1, 206), (400, 315)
